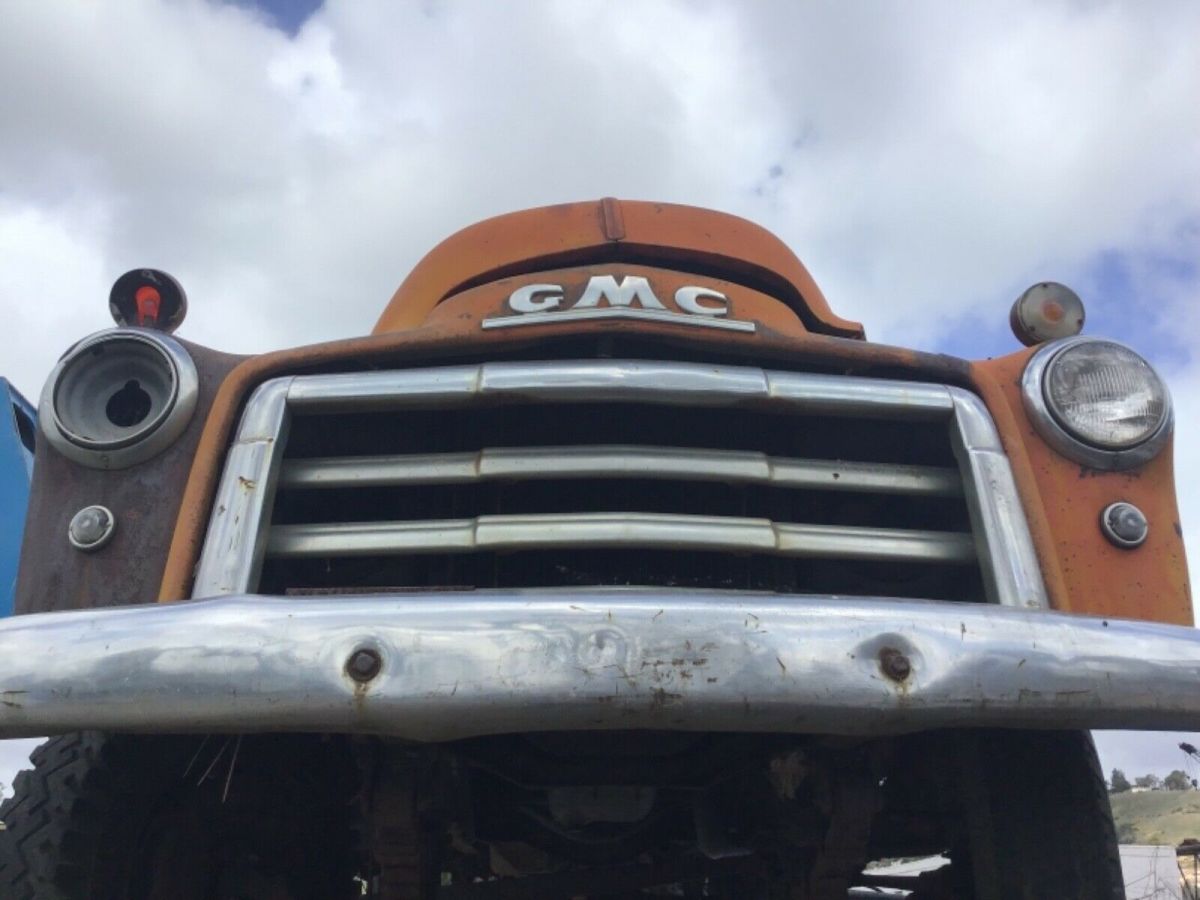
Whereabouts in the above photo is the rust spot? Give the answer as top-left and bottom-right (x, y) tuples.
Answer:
(879, 647), (911, 682)
(237, 476), (256, 490)
(650, 688), (683, 709)
(768, 751), (808, 800)
(600, 197), (626, 241)
(351, 680), (369, 715)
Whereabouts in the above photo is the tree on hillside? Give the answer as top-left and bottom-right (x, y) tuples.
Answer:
(1135, 774), (1162, 790)
(1110, 769), (1131, 793)
(1164, 770), (1192, 791)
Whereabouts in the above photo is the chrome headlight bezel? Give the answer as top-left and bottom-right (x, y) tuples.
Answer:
(40, 328), (199, 470)
(1021, 336), (1172, 471)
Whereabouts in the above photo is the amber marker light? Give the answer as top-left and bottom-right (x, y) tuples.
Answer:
(109, 268), (188, 334)
(1009, 282), (1085, 346)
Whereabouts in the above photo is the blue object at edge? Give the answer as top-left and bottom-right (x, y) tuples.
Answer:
(0, 379), (34, 618)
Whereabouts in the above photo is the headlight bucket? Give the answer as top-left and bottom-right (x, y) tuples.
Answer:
(40, 329), (199, 469)
(1021, 336), (1172, 471)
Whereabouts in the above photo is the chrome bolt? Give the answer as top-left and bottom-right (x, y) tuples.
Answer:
(346, 647), (383, 683)
(879, 648), (911, 682)
(68, 505), (115, 552)
(1100, 502), (1149, 549)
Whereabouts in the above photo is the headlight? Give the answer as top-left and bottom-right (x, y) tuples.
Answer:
(40, 329), (199, 469)
(1021, 337), (1172, 470)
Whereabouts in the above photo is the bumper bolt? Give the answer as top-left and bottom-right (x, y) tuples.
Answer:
(68, 505), (115, 552)
(1100, 501), (1149, 548)
(346, 647), (383, 683)
(879, 648), (911, 682)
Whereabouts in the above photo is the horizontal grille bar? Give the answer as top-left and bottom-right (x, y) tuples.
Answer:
(283, 362), (956, 418)
(267, 512), (977, 564)
(277, 445), (964, 497)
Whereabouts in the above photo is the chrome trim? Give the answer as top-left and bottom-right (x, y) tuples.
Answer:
(1, 591), (1198, 740)
(1021, 336), (1174, 471)
(267, 513), (977, 564)
(194, 360), (1047, 609)
(481, 307), (757, 332)
(192, 380), (292, 596)
(39, 328), (199, 470)
(278, 446), (964, 497)
(948, 389), (1046, 608)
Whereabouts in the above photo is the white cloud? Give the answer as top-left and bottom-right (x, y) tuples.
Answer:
(0, 738), (43, 800)
(0, 0), (1197, 784)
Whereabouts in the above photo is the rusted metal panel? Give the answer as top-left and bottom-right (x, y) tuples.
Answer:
(15, 340), (244, 614)
(971, 352), (1192, 625)
(371, 199), (866, 339)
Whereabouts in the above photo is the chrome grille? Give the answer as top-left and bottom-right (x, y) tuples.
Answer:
(193, 361), (1046, 608)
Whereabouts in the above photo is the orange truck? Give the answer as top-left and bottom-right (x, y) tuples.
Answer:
(0, 198), (1192, 899)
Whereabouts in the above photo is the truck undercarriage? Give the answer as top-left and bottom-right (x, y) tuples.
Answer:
(0, 727), (1124, 899)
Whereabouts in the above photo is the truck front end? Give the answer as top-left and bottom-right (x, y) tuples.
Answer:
(0, 199), (1192, 899)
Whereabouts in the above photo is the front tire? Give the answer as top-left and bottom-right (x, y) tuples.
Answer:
(959, 730), (1125, 900)
(0, 732), (359, 900)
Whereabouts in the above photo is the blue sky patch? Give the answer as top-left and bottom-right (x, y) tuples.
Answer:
(229, 0), (323, 36)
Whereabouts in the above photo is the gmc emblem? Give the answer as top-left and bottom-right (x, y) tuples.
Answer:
(481, 274), (756, 333)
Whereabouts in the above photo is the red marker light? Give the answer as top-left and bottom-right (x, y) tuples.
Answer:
(134, 285), (162, 327)
(109, 269), (187, 333)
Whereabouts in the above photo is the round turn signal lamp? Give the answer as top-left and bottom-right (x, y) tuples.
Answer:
(1010, 282), (1085, 346)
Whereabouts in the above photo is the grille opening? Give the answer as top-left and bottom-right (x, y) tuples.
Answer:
(263, 548), (985, 602)
(271, 478), (971, 532)
(283, 402), (958, 467)
(259, 394), (981, 600)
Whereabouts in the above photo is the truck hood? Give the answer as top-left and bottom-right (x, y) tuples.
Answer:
(372, 198), (865, 340)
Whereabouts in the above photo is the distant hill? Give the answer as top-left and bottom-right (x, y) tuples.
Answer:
(1110, 790), (1200, 846)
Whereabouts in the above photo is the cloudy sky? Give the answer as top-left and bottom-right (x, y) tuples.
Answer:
(1, 0), (1198, 789)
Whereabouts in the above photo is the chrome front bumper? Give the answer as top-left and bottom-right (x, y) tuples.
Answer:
(1, 592), (1198, 741)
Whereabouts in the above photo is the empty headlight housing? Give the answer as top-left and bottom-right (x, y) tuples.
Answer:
(40, 329), (199, 469)
(1021, 336), (1172, 470)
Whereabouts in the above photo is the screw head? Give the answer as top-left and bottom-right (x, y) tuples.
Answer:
(68, 505), (115, 552)
(879, 647), (912, 682)
(346, 647), (383, 683)
(1101, 501), (1148, 548)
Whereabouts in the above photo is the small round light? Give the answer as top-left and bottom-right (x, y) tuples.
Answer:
(40, 329), (198, 469)
(1010, 282), (1085, 346)
(1100, 502), (1148, 549)
(109, 269), (187, 333)
(68, 505), (116, 552)
(1022, 337), (1172, 470)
